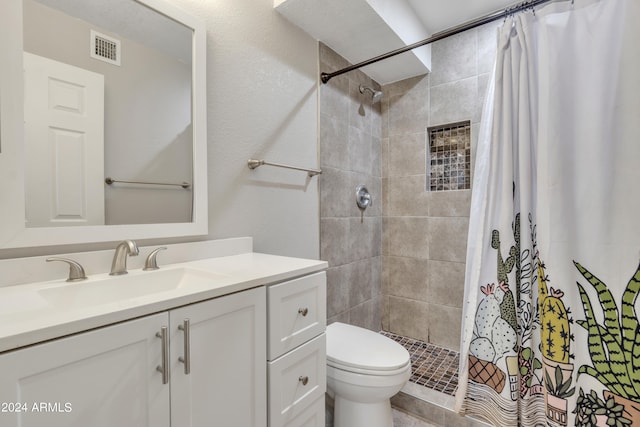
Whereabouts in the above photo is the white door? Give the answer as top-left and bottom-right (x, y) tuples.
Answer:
(23, 52), (105, 227)
(0, 313), (171, 427)
(170, 287), (267, 427)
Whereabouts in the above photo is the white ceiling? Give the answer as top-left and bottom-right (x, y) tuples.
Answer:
(275, 0), (517, 84)
(33, 0), (193, 64)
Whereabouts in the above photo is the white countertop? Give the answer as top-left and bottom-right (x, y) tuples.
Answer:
(0, 252), (327, 353)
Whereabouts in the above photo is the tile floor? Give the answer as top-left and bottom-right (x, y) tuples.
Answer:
(380, 331), (459, 396)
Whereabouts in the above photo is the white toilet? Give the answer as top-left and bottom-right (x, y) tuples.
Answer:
(326, 322), (411, 427)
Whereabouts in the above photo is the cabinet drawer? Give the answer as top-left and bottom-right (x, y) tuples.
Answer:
(268, 334), (326, 427)
(268, 272), (326, 360)
(282, 396), (325, 427)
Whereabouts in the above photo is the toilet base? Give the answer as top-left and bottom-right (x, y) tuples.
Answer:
(333, 395), (393, 427)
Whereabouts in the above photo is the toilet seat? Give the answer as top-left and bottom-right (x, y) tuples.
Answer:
(328, 359), (411, 376)
(326, 322), (410, 376)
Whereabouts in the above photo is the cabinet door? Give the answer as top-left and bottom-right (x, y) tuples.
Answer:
(170, 286), (267, 427)
(0, 313), (170, 427)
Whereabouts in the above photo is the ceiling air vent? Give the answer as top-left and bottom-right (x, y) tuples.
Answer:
(90, 30), (121, 66)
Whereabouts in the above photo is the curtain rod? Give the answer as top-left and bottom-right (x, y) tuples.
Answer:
(320, 0), (554, 84)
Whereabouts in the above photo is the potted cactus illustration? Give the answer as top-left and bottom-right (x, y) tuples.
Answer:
(518, 346), (544, 397)
(469, 281), (517, 393)
(468, 224), (522, 394)
(538, 258), (575, 425)
(572, 388), (631, 427)
(544, 365), (575, 425)
(574, 260), (640, 424)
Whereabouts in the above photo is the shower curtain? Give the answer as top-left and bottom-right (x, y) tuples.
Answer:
(456, 0), (640, 425)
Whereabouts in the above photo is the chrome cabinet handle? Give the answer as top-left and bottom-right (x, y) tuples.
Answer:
(178, 319), (191, 375)
(156, 327), (169, 384)
(299, 376), (309, 386)
(298, 307), (309, 317)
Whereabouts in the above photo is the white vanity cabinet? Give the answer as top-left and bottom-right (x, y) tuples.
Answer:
(0, 313), (171, 427)
(170, 286), (266, 427)
(267, 272), (327, 427)
(0, 286), (267, 427)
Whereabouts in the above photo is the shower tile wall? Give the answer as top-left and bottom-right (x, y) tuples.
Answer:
(319, 43), (383, 331)
(381, 22), (499, 351)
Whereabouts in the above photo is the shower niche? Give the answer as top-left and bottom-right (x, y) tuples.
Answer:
(427, 121), (471, 192)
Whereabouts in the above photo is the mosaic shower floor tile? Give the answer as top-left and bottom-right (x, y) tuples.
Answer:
(380, 331), (459, 396)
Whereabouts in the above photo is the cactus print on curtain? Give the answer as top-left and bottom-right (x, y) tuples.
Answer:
(455, 0), (640, 426)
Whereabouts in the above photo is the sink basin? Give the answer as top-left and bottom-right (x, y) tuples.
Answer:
(38, 267), (227, 308)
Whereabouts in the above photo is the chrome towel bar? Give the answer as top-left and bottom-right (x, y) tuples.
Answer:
(105, 177), (191, 189)
(247, 159), (322, 177)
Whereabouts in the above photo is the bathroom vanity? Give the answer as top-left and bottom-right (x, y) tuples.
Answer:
(0, 242), (327, 427)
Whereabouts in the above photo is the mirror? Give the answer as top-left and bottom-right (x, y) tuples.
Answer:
(0, 0), (208, 249)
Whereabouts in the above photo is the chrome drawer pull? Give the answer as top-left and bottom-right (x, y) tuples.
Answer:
(299, 376), (309, 386)
(298, 307), (309, 317)
(178, 319), (191, 375)
(156, 327), (169, 384)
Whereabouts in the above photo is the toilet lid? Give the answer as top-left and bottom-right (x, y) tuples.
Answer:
(326, 322), (410, 371)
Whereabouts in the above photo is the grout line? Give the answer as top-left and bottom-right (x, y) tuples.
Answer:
(381, 330), (459, 396)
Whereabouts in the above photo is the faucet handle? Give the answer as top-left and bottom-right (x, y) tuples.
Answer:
(46, 257), (88, 282)
(143, 247), (167, 271)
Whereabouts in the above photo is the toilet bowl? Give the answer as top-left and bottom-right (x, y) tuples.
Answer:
(326, 322), (411, 427)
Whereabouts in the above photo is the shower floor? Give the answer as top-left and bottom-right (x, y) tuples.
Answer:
(380, 331), (460, 396)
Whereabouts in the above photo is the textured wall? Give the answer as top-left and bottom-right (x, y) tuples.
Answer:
(381, 22), (499, 350)
(319, 44), (383, 331)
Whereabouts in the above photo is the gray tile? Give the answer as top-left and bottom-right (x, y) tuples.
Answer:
(349, 298), (380, 332)
(428, 304), (462, 350)
(327, 312), (349, 326)
(320, 112), (349, 170)
(381, 294), (390, 330)
(388, 78), (429, 136)
(427, 260), (466, 308)
(384, 74), (429, 98)
(388, 296), (430, 342)
(347, 217), (379, 263)
(388, 132), (428, 177)
(386, 256), (429, 301)
(429, 78), (477, 127)
(326, 265), (350, 318)
(428, 190), (471, 217)
(386, 217), (430, 259)
(320, 218), (349, 267)
(387, 175), (430, 217)
(430, 29), (477, 87)
(372, 135), (382, 178)
(427, 217), (469, 262)
(474, 73), (491, 125)
(476, 22), (500, 75)
(371, 256), (382, 298)
(349, 259), (372, 307)
(320, 75), (350, 122)
(382, 137), (390, 178)
(348, 124), (372, 175)
(319, 167), (351, 218)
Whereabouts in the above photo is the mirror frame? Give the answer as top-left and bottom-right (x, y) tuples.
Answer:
(0, 0), (208, 249)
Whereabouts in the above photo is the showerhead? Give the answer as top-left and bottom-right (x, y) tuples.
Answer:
(359, 84), (383, 103)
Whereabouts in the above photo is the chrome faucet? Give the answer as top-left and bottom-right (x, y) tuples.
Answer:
(110, 240), (139, 275)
